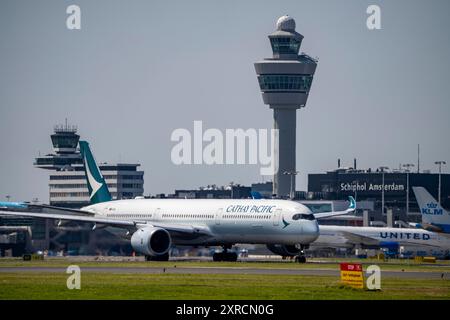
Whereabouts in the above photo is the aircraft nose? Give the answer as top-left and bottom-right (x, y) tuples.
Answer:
(302, 221), (320, 243)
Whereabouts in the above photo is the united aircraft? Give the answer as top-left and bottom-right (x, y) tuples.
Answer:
(312, 225), (450, 252)
(0, 141), (355, 262)
(309, 187), (450, 254)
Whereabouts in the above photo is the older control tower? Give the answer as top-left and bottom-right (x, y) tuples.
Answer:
(254, 15), (317, 198)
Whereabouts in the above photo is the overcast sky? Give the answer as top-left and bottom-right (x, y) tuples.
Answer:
(1, 0), (449, 202)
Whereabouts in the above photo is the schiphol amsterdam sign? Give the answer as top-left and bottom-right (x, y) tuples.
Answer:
(340, 182), (405, 193)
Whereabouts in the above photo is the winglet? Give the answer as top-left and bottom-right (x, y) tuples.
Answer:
(348, 196), (356, 211)
(313, 197), (356, 219)
(251, 191), (262, 200)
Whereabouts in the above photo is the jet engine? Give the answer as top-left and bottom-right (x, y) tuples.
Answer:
(131, 227), (171, 256)
(266, 244), (303, 257)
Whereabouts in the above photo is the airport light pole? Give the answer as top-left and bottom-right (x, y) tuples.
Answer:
(283, 171), (299, 199)
(435, 161), (446, 204)
(403, 163), (415, 215)
(352, 180), (359, 201)
(379, 166), (389, 214)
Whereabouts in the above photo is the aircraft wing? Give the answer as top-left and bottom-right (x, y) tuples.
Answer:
(149, 222), (213, 239)
(340, 230), (443, 248)
(0, 210), (212, 237)
(314, 196), (356, 219)
(340, 231), (379, 246)
(27, 204), (95, 216)
(0, 210), (135, 228)
(0, 202), (95, 216)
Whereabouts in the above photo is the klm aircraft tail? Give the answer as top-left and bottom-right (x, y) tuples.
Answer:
(79, 141), (112, 204)
(412, 186), (450, 233)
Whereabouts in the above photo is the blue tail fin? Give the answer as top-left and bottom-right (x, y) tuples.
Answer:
(251, 191), (262, 199)
(79, 141), (112, 204)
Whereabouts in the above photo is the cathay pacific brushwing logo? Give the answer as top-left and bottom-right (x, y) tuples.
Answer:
(84, 154), (103, 199)
(282, 217), (290, 229)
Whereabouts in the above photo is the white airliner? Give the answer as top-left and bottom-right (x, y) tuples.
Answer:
(309, 187), (450, 254)
(312, 225), (450, 252)
(0, 141), (355, 262)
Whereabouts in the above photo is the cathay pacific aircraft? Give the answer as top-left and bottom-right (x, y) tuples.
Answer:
(0, 141), (355, 263)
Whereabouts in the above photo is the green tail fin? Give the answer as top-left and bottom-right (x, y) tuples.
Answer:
(79, 141), (112, 204)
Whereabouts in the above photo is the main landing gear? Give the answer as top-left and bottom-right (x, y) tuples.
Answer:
(145, 253), (169, 261)
(213, 245), (238, 262)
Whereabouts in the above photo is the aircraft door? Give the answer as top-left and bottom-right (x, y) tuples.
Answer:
(154, 208), (161, 221)
(215, 208), (223, 225)
(273, 208), (281, 226)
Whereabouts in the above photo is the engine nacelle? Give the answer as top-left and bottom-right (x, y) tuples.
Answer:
(131, 227), (171, 256)
(408, 222), (421, 229)
(266, 244), (302, 257)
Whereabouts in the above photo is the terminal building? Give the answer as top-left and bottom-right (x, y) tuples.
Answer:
(174, 184), (251, 199)
(307, 165), (449, 226)
(48, 164), (144, 208)
(308, 167), (449, 211)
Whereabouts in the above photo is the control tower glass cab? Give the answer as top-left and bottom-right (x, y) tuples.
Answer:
(34, 122), (83, 170)
(51, 124), (80, 154)
(254, 15), (317, 198)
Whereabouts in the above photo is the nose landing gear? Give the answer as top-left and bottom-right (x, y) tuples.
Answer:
(294, 245), (307, 263)
(212, 244), (238, 262)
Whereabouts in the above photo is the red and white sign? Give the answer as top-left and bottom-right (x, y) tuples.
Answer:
(340, 263), (363, 272)
(340, 263), (364, 289)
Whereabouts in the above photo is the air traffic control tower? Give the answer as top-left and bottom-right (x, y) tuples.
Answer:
(254, 15), (317, 198)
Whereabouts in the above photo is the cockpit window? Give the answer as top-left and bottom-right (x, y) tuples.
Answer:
(292, 213), (316, 221)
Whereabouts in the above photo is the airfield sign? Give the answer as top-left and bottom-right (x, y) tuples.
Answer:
(340, 263), (364, 289)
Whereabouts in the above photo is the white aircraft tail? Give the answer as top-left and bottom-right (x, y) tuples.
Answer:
(412, 186), (450, 233)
